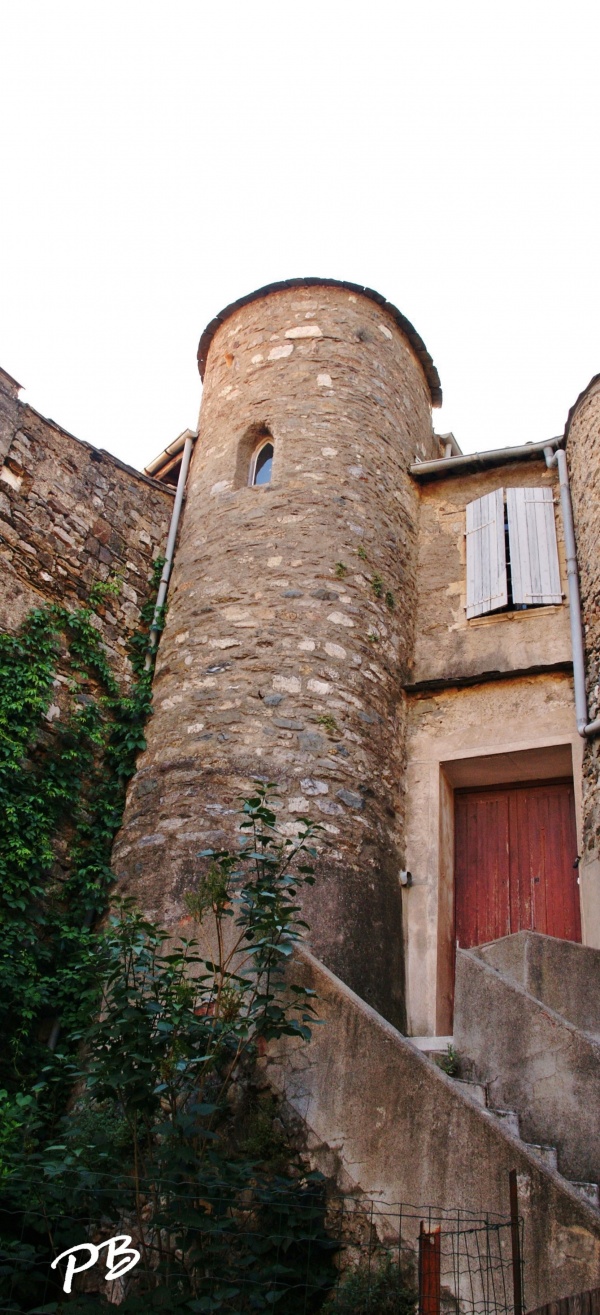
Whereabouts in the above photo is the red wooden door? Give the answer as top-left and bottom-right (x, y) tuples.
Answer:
(455, 780), (580, 949)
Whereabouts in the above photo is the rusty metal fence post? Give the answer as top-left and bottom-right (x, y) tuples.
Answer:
(509, 1169), (523, 1315)
(419, 1221), (441, 1315)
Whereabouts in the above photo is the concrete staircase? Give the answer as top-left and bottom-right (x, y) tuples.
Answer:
(265, 945), (600, 1311)
(447, 931), (600, 1224)
(412, 1033), (600, 1211)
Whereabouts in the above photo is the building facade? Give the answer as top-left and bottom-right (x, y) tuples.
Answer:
(2, 279), (599, 1041)
(123, 278), (600, 1040)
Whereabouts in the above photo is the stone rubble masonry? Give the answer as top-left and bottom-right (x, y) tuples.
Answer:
(0, 366), (173, 683)
(566, 377), (600, 861)
(112, 283), (439, 1030)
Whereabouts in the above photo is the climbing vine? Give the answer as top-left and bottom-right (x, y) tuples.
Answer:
(0, 563), (165, 1092)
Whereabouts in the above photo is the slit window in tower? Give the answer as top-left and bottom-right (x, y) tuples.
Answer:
(250, 441), (273, 486)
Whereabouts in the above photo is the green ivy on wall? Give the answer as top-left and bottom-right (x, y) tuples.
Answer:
(0, 563), (164, 1094)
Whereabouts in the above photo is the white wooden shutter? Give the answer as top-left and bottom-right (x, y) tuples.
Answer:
(506, 487), (562, 606)
(465, 489), (508, 618)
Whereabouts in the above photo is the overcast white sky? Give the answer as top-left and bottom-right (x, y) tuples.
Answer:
(1, 1), (599, 471)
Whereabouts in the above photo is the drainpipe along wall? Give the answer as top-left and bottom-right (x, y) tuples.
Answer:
(145, 429), (196, 669)
(544, 445), (600, 739)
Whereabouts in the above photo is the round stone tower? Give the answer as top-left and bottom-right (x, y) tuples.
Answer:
(114, 279), (441, 1030)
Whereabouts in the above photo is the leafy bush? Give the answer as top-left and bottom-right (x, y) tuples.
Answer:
(0, 563), (164, 1094)
(1, 785), (336, 1312)
(324, 1254), (416, 1314)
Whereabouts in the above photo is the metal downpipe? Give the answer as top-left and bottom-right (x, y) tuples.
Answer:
(145, 430), (196, 670)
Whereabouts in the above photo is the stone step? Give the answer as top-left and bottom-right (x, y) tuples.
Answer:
(491, 1108), (520, 1137)
(525, 1143), (558, 1172)
(410, 1035), (454, 1052)
(568, 1180), (600, 1210)
(454, 1078), (487, 1108)
(412, 1041), (598, 1212)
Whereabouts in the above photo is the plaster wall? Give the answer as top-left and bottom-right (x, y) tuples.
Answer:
(113, 284), (438, 1029)
(455, 945), (600, 1184)
(477, 931), (600, 1038)
(412, 461), (572, 684)
(404, 673), (584, 1037)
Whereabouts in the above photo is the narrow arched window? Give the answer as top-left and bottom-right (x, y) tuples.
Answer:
(249, 439), (273, 487)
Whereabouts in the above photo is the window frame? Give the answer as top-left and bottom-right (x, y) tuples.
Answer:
(465, 485), (562, 619)
(248, 438), (274, 488)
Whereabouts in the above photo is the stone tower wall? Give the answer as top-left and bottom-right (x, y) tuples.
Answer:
(0, 367), (172, 677)
(113, 283), (438, 1028)
(567, 376), (600, 862)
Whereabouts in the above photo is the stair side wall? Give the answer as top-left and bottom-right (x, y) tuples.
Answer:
(455, 947), (600, 1183)
(264, 947), (600, 1310)
(475, 932), (600, 1038)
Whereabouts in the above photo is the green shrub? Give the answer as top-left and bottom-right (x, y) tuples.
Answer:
(1, 785), (336, 1312)
(0, 562), (164, 1093)
(325, 1254), (416, 1314)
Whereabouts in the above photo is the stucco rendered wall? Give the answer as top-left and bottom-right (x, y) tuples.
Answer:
(455, 944), (600, 1185)
(0, 367), (172, 675)
(411, 460), (571, 685)
(404, 672), (583, 1036)
(478, 930), (600, 1038)
(112, 283), (438, 1029)
(567, 379), (600, 925)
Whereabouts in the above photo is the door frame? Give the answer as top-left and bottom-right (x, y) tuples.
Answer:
(453, 775), (579, 951)
(435, 744), (583, 1035)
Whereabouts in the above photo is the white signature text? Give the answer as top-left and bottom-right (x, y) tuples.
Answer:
(51, 1234), (141, 1293)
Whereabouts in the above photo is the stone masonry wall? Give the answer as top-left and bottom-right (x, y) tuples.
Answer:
(0, 367), (173, 680)
(112, 284), (439, 1030)
(567, 378), (600, 861)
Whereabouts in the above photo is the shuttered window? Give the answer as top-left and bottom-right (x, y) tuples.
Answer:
(465, 489), (507, 618)
(466, 487), (562, 617)
(506, 487), (562, 606)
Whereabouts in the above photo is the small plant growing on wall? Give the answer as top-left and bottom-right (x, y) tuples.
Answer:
(438, 1044), (460, 1077)
(371, 573), (384, 599)
(335, 562), (348, 579)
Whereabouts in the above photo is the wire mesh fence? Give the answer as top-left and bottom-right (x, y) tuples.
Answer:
(326, 1197), (524, 1315)
(0, 1174), (524, 1313)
